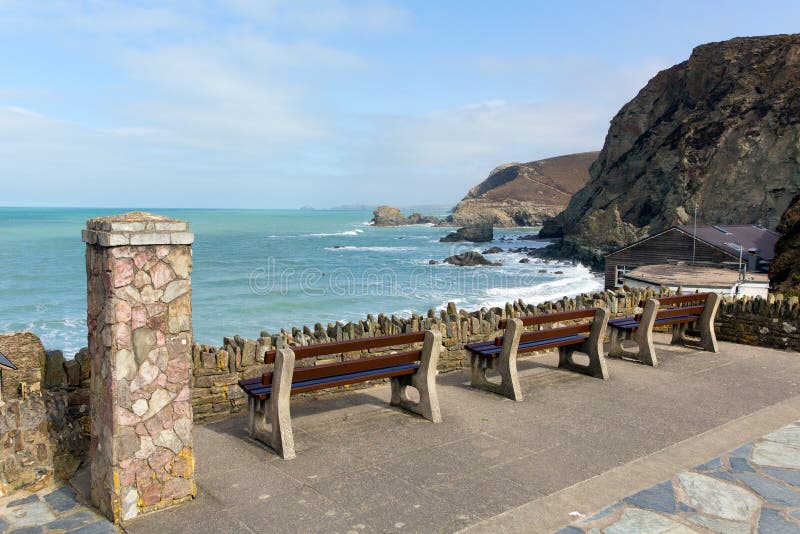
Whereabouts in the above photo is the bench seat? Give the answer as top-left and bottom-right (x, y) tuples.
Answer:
(466, 333), (589, 357)
(238, 362), (420, 399)
(609, 314), (701, 331)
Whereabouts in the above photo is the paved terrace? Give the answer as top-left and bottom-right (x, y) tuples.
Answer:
(114, 336), (799, 532)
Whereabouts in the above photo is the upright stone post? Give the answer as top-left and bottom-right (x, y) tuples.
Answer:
(83, 212), (195, 523)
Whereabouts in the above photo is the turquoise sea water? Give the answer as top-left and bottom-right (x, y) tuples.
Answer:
(0, 208), (602, 355)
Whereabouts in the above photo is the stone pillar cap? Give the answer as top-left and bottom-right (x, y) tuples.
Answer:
(82, 211), (194, 247)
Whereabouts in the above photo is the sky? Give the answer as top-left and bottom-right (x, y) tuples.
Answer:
(1, 1), (799, 209)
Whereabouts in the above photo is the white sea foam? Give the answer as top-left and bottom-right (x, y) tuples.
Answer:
(308, 228), (365, 237)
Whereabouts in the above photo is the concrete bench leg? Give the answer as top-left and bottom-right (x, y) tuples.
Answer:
(670, 323), (688, 345)
(632, 299), (659, 366)
(469, 318), (523, 401)
(391, 330), (442, 423)
(699, 292), (721, 353)
(247, 348), (296, 460)
(607, 325), (630, 358)
(558, 307), (610, 379)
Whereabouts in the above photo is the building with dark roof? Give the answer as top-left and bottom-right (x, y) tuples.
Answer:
(603, 224), (780, 290)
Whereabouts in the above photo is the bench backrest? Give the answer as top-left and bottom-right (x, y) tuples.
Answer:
(260, 349), (421, 388)
(638, 293), (711, 308)
(497, 308), (596, 329)
(494, 308), (598, 346)
(263, 331), (426, 364)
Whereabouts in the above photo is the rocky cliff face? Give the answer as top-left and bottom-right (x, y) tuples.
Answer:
(448, 152), (597, 227)
(770, 193), (800, 294)
(540, 34), (800, 264)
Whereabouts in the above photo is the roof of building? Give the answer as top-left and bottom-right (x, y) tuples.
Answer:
(675, 224), (780, 260)
(622, 263), (769, 288)
(606, 224), (780, 260)
(0, 351), (17, 370)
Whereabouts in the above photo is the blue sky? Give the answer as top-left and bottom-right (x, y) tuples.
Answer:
(1, 1), (799, 208)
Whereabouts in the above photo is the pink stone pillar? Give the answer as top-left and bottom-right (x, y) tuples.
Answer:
(83, 212), (195, 523)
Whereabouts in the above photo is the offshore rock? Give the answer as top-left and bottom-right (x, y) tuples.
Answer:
(541, 34), (800, 263)
(371, 205), (439, 226)
(443, 252), (501, 267)
(440, 224), (493, 243)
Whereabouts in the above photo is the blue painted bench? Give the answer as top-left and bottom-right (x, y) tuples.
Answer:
(608, 292), (722, 366)
(238, 330), (442, 459)
(464, 307), (610, 401)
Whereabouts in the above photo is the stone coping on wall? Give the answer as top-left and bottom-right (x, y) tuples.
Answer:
(82, 211), (194, 247)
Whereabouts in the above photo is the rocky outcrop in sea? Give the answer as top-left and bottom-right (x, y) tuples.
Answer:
(443, 251), (501, 267)
(439, 224), (493, 243)
(371, 205), (440, 226)
(540, 34), (800, 265)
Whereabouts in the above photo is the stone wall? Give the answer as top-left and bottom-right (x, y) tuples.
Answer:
(0, 332), (89, 497)
(716, 293), (800, 351)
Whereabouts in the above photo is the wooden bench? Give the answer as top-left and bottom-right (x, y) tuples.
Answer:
(608, 292), (722, 366)
(464, 307), (610, 401)
(237, 330), (442, 459)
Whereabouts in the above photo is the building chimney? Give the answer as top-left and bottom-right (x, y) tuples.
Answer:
(747, 248), (759, 273)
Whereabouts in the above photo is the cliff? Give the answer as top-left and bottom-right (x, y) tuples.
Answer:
(770, 193), (800, 294)
(540, 34), (800, 265)
(447, 152), (597, 227)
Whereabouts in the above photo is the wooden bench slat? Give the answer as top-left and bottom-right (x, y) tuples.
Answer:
(260, 350), (422, 386)
(263, 331), (426, 363)
(638, 293), (710, 307)
(469, 333), (588, 357)
(465, 340), (496, 352)
(656, 305), (705, 320)
(245, 363), (419, 399)
(509, 323), (592, 346)
(517, 334), (589, 354)
(498, 308), (596, 329)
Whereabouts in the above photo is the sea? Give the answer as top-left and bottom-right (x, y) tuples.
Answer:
(0, 208), (602, 355)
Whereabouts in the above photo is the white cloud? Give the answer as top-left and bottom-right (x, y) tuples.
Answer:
(224, 0), (410, 32)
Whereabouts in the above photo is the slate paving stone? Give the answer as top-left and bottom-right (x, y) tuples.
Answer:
(729, 457), (755, 473)
(5, 497), (38, 508)
(694, 457), (722, 471)
(0, 518), (8, 534)
(45, 511), (95, 530)
(43, 487), (79, 513)
(7, 527), (42, 534)
(762, 467), (800, 488)
(555, 527), (583, 534)
(729, 443), (754, 458)
(757, 507), (800, 533)
(677, 502), (697, 513)
(709, 470), (738, 483)
(67, 521), (119, 534)
(686, 513), (750, 534)
(621, 480), (676, 514)
(736, 472), (800, 507)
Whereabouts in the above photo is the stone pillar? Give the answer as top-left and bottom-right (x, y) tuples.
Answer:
(83, 212), (195, 523)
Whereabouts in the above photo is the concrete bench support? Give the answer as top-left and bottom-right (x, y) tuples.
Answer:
(559, 307), (610, 378)
(247, 348), (296, 460)
(673, 292), (722, 353)
(608, 298), (660, 366)
(470, 318), (524, 401)
(390, 330), (442, 423)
